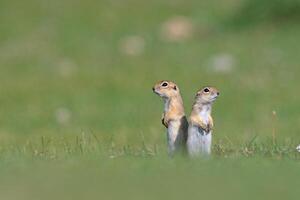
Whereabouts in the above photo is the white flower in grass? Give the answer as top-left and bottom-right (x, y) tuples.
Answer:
(296, 145), (300, 152)
(119, 35), (145, 56)
(160, 16), (194, 42)
(55, 107), (72, 125)
(57, 58), (77, 78)
(209, 53), (236, 73)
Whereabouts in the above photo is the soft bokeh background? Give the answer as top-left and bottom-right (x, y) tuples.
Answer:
(0, 0), (300, 199)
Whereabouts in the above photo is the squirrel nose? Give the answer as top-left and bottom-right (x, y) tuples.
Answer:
(152, 87), (155, 91)
(217, 92), (220, 96)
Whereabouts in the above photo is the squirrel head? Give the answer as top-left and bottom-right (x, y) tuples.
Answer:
(152, 80), (180, 99)
(195, 86), (219, 104)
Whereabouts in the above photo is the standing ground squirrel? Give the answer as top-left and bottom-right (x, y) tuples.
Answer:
(152, 80), (188, 155)
(187, 86), (219, 157)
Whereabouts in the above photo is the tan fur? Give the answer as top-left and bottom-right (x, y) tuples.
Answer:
(190, 111), (214, 133)
(189, 86), (219, 133)
(163, 95), (185, 128)
(153, 80), (186, 128)
(152, 80), (188, 154)
(187, 86), (219, 156)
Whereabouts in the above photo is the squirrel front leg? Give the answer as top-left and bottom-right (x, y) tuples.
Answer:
(191, 115), (214, 133)
(161, 114), (168, 128)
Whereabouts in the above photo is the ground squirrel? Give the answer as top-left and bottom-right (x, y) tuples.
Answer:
(152, 80), (188, 155)
(187, 86), (219, 156)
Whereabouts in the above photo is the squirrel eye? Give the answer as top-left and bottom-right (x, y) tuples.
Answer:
(161, 82), (168, 87)
(204, 88), (210, 93)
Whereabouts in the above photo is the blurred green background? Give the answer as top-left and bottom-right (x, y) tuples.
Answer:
(0, 0), (300, 199)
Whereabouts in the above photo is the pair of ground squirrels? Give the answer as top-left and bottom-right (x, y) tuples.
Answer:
(152, 80), (219, 157)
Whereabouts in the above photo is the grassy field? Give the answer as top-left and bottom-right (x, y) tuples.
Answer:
(0, 0), (300, 199)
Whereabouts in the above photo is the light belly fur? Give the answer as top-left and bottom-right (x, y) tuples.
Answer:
(187, 125), (212, 157)
(167, 121), (184, 155)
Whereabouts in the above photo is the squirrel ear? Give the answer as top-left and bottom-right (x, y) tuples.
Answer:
(173, 86), (177, 90)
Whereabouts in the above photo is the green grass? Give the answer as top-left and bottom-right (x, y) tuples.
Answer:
(0, 0), (300, 199)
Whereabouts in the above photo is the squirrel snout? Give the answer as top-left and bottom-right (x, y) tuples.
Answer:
(217, 92), (220, 96)
(152, 87), (155, 91)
